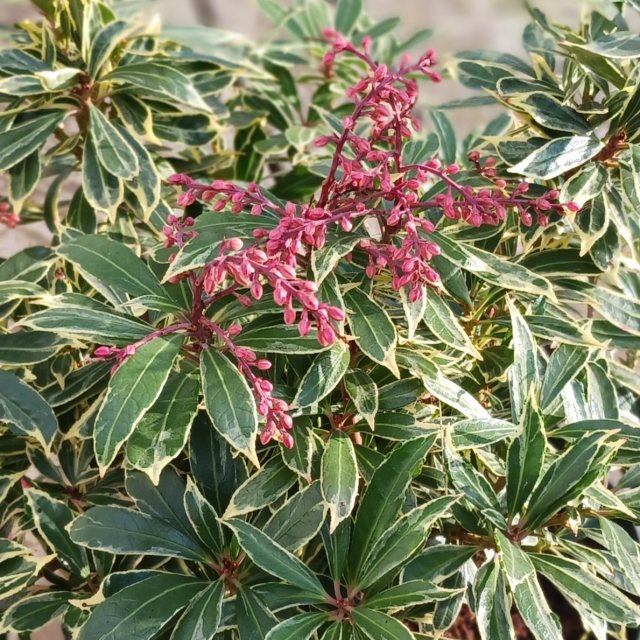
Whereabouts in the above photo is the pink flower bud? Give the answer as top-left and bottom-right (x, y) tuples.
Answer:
(228, 323), (242, 336)
(256, 359), (272, 370)
(94, 346), (112, 357)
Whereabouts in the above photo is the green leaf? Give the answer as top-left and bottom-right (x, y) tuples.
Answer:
(506, 400), (545, 518)
(25, 489), (88, 578)
(424, 290), (480, 357)
(522, 432), (617, 531)
(69, 506), (206, 560)
(365, 580), (460, 609)
(235, 324), (329, 354)
(0, 111), (65, 171)
(200, 348), (259, 468)
(403, 544), (478, 582)
(351, 608), (415, 640)
(223, 458), (296, 518)
(183, 478), (224, 555)
(334, 0), (361, 34)
(77, 573), (205, 640)
(82, 133), (123, 214)
(358, 496), (459, 589)
(88, 104), (139, 179)
(293, 341), (349, 408)
(507, 298), (541, 420)
(473, 560), (513, 640)
(496, 531), (563, 640)
(58, 234), (167, 304)
(225, 519), (327, 598)
(431, 111), (456, 165)
(94, 336), (182, 472)
(170, 580), (224, 640)
(311, 235), (361, 284)
(265, 612), (327, 640)
(119, 125), (161, 219)
(321, 431), (358, 533)
(432, 232), (555, 299)
(451, 418), (518, 449)
(162, 211), (265, 281)
(88, 19), (132, 79)
(8, 149), (41, 211)
(509, 93), (591, 135)
(0, 370), (57, 451)
(344, 289), (398, 375)
(410, 357), (490, 419)
(580, 31), (640, 58)
(106, 63), (209, 110)
(344, 369), (378, 429)
(263, 481), (326, 552)
(126, 374), (200, 485)
(236, 586), (278, 640)
(1, 592), (72, 634)
(0, 331), (64, 365)
(349, 437), (433, 577)
(530, 553), (640, 626)
(508, 135), (604, 180)
(599, 517), (640, 585)
(560, 163), (608, 208)
(540, 344), (589, 411)
(446, 446), (505, 529)
(23, 298), (152, 343)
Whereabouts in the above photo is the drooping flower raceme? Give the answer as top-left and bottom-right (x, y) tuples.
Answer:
(95, 32), (578, 448)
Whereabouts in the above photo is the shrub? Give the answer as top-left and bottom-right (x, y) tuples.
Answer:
(1, 1), (639, 638)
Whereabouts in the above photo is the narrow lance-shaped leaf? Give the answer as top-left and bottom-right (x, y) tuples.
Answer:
(69, 506), (207, 561)
(236, 586), (278, 640)
(0, 111), (65, 171)
(473, 560), (514, 640)
(344, 289), (399, 376)
(349, 437), (433, 577)
(530, 553), (640, 626)
(446, 445), (505, 529)
(293, 341), (350, 408)
(508, 135), (604, 180)
(126, 374), (200, 485)
(82, 133), (123, 215)
(357, 495), (460, 589)
(200, 348), (259, 468)
(225, 519), (327, 598)
(344, 369), (378, 429)
(263, 481), (326, 552)
(223, 458), (296, 518)
(522, 431), (617, 531)
(94, 336), (182, 472)
(496, 531), (563, 640)
(540, 344), (589, 411)
(0, 370), (57, 451)
(507, 298), (541, 421)
(170, 580), (224, 640)
(77, 574), (206, 640)
(351, 608), (415, 640)
(25, 489), (89, 578)
(321, 431), (358, 533)
(87, 104), (139, 179)
(183, 478), (225, 555)
(265, 612), (327, 640)
(598, 517), (640, 586)
(424, 290), (480, 357)
(506, 399), (546, 518)
(57, 234), (168, 304)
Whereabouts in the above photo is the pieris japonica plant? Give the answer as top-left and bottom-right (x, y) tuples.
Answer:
(1, 1), (640, 639)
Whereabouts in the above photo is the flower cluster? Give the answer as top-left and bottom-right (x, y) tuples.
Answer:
(0, 201), (19, 228)
(99, 32), (579, 449)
